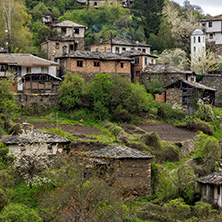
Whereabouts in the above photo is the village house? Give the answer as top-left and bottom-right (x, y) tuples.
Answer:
(200, 14), (222, 54)
(91, 36), (151, 54)
(197, 172), (222, 209)
(0, 53), (59, 93)
(3, 128), (71, 155)
(141, 63), (197, 87)
(165, 79), (216, 114)
(41, 20), (86, 61)
(88, 145), (154, 196)
(57, 51), (132, 82)
(121, 50), (157, 82)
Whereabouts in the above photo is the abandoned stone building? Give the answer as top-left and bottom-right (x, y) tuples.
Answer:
(3, 128), (71, 155)
(41, 20), (86, 61)
(91, 36), (151, 54)
(141, 63), (197, 87)
(165, 79), (216, 114)
(88, 145), (154, 196)
(197, 172), (222, 209)
(57, 51), (132, 82)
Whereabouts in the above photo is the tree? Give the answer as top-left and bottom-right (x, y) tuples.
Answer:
(0, 203), (42, 222)
(0, 0), (32, 52)
(58, 72), (85, 111)
(145, 78), (164, 95)
(157, 48), (188, 70)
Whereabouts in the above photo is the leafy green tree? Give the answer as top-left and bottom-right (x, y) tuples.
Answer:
(145, 78), (164, 95)
(58, 72), (85, 111)
(0, 203), (42, 222)
(32, 2), (50, 21)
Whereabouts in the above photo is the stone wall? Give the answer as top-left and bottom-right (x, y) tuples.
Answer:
(15, 93), (59, 109)
(200, 74), (222, 106)
(166, 88), (182, 105)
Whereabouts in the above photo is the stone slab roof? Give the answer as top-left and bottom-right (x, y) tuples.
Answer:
(95, 36), (151, 47)
(201, 15), (222, 22)
(0, 54), (58, 67)
(57, 51), (133, 61)
(89, 145), (154, 159)
(3, 129), (70, 145)
(143, 64), (194, 75)
(165, 79), (216, 92)
(53, 20), (86, 28)
(120, 50), (158, 58)
(197, 172), (222, 185)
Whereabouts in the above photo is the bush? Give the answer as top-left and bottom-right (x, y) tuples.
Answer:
(141, 132), (162, 149)
(0, 203), (42, 222)
(113, 109), (130, 122)
(70, 109), (87, 121)
(185, 120), (214, 135)
(196, 105), (215, 122)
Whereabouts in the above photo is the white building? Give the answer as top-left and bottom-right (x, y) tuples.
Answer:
(200, 15), (222, 46)
(191, 29), (206, 63)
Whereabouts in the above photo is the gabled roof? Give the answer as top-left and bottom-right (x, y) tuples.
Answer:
(57, 51), (133, 61)
(165, 79), (216, 92)
(197, 172), (222, 185)
(89, 145), (154, 159)
(95, 36), (151, 47)
(120, 50), (158, 58)
(53, 20), (86, 28)
(0, 54), (58, 67)
(200, 15), (222, 22)
(143, 64), (194, 75)
(3, 128), (70, 145)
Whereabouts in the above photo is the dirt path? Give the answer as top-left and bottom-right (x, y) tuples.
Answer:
(135, 122), (196, 142)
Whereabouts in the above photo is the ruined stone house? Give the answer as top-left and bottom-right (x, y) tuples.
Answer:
(197, 172), (222, 209)
(88, 145), (154, 196)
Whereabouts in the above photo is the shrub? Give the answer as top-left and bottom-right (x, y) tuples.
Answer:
(58, 72), (85, 110)
(113, 109), (130, 122)
(70, 109), (87, 121)
(145, 78), (164, 95)
(141, 132), (162, 149)
(196, 105), (215, 122)
(186, 120), (214, 135)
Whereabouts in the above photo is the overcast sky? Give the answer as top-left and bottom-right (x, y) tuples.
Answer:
(172, 0), (222, 16)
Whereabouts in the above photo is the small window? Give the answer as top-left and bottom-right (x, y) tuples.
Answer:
(198, 36), (201, 43)
(138, 48), (141, 51)
(131, 48), (134, 51)
(142, 49), (146, 53)
(61, 27), (66, 35)
(193, 36), (196, 43)
(121, 63), (124, 68)
(136, 71), (140, 77)
(74, 28), (79, 34)
(115, 47), (119, 53)
(77, 61), (83, 67)
(55, 43), (59, 49)
(194, 46), (196, 52)
(26, 67), (31, 73)
(171, 77), (175, 82)
(209, 22), (212, 27)
(94, 1), (97, 6)
(134, 57), (139, 64)
(209, 33), (213, 39)
(151, 59), (154, 64)
(145, 57), (147, 65)
(94, 62), (100, 67)
(96, 48), (99, 52)
(70, 44), (74, 51)
(122, 47), (126, 52)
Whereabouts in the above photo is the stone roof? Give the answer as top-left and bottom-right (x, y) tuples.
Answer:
(89, 145), (154, 159)
(57, 51), (133, 61)
(165, 79), (217, 92)
(3, 128), (70, 145)
(0, 54), (58, 67)
(192, 29), (204, 36)
(197, 172), (222, 185)
(201, 15), (222, 22)
(95, 36), (151, 47)
(53, 20), (86, 28)
(143, 64), (194, 75)
(120, 50), (158, 58)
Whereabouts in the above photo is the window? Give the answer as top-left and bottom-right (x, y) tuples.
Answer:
(142, 49), (146, 53)
(70, 44), (74, 51)
(77, 61), (83, 67)
(62, 46), (67, 55)
(55, 43), (59, 49)
(115, 47), (119, 53)
(136, 71), (140, 77)
(94, 1), (97, 5)
(151, 59), (154, 64)
(121, 63), (124, 68)
(193, 36), (196, 43)
(209, 22), (212, 27)
(26, 67), (31, 73)
(122, 47), (126, 52)
(145, 57), (147, 65)
(171, 77), (175, 82)
(134, 57), (139, 64)
(209, 33), (213, 39)
(194, 46), (196, 52)
(74, 28), (79, 34)
(61, 27), (66, 35)
(96, 48), (99, 52)
(198, 36), (201, 43)
(94, 62), (100, 67)
(138, 48), (141, 51)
